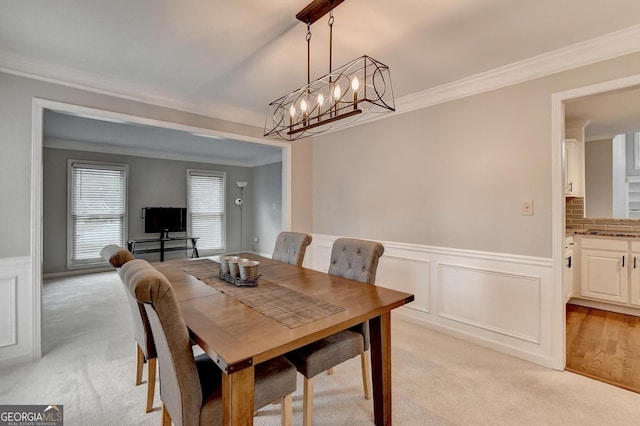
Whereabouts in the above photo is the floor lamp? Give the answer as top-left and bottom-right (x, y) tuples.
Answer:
(235, 181), (248, 251)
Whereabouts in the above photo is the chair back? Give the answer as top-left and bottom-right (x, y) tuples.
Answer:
(119, 259), (157, 360)
(272, 232), (313, 266)
(100, 244), (134, 268)
(328, 238), (384, 284)
(123, 260), (202, 426)
(101, 246), (157, 361)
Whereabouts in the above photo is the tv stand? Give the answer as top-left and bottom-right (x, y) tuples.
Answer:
(127, 235), (200, 262)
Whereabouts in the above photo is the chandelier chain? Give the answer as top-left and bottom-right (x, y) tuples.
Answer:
(306, 20), (311, 86)
(328, 9), (334, 74)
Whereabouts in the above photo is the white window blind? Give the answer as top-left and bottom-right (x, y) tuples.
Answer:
(68, 161), (127, 267)
(188, 171), (225, 251)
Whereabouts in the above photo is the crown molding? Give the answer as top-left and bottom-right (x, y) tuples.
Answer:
(3, 24), (640, 129)
(396, 24), (640, 114)
(0, 50), (265, 127)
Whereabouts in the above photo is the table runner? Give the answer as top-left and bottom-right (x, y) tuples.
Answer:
(182, 259), (344, 328)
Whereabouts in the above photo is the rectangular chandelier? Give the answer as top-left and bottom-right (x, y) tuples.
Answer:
(263, 0), (395, 141)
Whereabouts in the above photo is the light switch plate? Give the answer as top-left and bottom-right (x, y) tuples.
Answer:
(522, 200), (533, 216)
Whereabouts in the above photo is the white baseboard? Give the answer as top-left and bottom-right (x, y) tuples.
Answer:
(311, 234), (555, 368)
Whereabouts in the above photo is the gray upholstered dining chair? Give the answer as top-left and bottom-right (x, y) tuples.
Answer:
(122, 258), (297, 426)
(100, 244), (157, 413)
(285, 237), (384, 426)
(272, 231), (313, 266)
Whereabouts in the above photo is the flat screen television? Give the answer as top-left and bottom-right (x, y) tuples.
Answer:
(144, 207), (187, 234)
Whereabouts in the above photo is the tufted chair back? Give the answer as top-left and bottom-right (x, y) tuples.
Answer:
(123, 259), (202, 426)
(328, 238), (384, 284)
(118, 259), (157, 361)
(100, 246), (155, 360)
(272, 232), (313, 266)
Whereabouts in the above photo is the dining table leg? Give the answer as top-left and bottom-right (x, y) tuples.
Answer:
(221, 365), (255, 426)
(369, 311), (392, 426)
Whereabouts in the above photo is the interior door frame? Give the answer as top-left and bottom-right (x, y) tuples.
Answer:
(31, 98), (292, 359)
(551, 73), (640, 370)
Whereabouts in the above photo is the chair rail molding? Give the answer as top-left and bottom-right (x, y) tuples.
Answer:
(310, 234), (554, 368)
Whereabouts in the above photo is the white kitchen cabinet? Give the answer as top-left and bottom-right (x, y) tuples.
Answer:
(630, 241), (640, 306)
(564, 236), (575, 302)
(579, 236), (640, 308)
(564, 138), (584, 197)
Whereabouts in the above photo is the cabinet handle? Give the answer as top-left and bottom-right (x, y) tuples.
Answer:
(566, 255), (572, 269)
(568, 182), (573, 192)
(623, 255), (626, 267)
(635, 257), (637, 269)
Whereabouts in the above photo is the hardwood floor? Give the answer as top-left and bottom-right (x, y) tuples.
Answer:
(566, 303), (640, 393)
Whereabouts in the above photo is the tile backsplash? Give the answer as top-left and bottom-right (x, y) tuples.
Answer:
(566, 197), (640, 232)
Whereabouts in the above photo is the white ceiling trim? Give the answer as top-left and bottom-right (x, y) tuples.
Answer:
(3, 24), (640, 129)
(44, 138), (283, 167)
(396, 24), (640, 114)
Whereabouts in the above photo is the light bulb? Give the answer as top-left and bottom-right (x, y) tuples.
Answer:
(352, 77), (359, 109)
(352, 77), (359, 91)
(317, 93), (324, 121)
(333, 84), (341, 99)
(301, 99), (307, 112)
(289, 104), (296, 128)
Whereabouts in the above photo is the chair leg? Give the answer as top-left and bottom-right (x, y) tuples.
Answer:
(145, 357), (157, 413)
(281, 394), (292, 426)
(303, 377), (314, 426)
(361, 350), (371, 400)
(161, 403), (172, 426)
(135, 343), (144, 386)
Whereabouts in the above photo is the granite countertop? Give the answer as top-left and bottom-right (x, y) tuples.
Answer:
(580, 229), (640, 238)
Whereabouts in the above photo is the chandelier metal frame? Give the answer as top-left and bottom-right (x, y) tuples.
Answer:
(264, 0), (395, 141)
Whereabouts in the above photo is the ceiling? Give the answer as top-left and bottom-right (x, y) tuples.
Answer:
(3, 0), (640, 162)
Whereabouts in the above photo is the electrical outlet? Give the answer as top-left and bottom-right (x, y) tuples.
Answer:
(522, 200), (533, 216)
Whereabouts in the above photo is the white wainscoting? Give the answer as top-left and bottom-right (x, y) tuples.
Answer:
(310, 235), (554, 368)
(0, 256), (33, 367)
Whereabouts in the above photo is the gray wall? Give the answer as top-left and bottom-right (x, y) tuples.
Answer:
(585, 139), (613, 217)
(3, 52), (640, 262)
(252, 162), (283, 256)
(0, 71), (282, 260)
(42, 146), (281, 273)
(312, 51), (640, 258)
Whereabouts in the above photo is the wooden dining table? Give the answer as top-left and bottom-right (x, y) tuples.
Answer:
(154, 253), (414, 426)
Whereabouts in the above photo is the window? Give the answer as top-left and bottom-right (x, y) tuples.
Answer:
(188, 170), (225, 252)
(68, 160), (128, 268)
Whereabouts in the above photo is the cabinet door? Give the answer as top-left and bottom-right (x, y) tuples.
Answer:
(631, 246), (640, 306)
(580, 249), (628, 303)
(565, 139), (583, 197)
(564, 251), (574, 302)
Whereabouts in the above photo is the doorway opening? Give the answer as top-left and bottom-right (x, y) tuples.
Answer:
(553, 74), (640, 374)
(32, 99), (293, 359)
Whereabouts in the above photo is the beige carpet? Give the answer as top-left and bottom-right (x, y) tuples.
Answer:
(1, 271), (640, 425)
